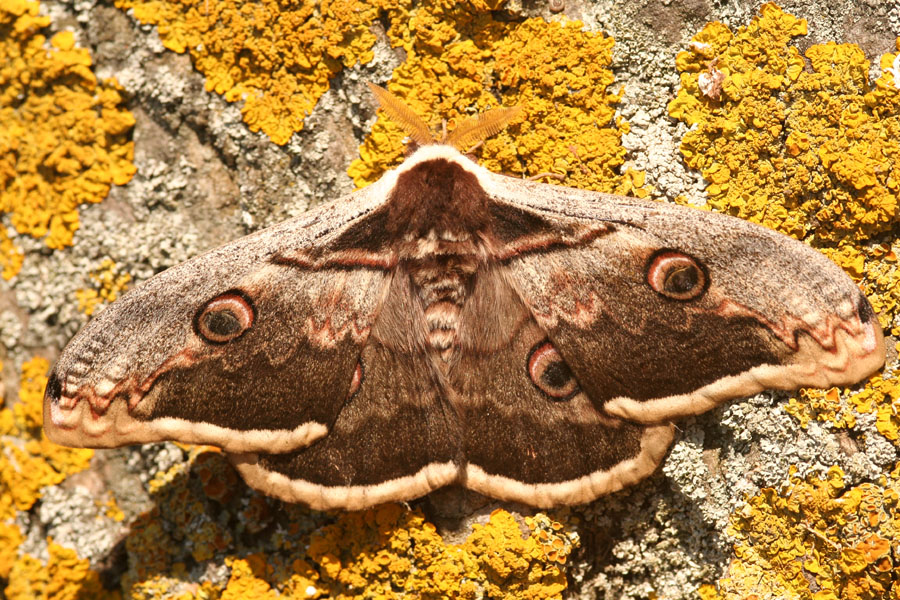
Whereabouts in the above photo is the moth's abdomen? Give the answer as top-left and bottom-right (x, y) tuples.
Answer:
(404, 240), (481, 360)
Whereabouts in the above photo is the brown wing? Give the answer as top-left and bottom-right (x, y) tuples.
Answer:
(453, 268), (674, 507)
(480, 175), (884, 424)
(231, 270), (462, 510)
(44, 184), (397, 454)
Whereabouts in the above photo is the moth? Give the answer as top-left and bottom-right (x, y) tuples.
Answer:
(44, 86), (885, 510)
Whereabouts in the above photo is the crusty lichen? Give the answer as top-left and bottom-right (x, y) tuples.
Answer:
(115, 0), (642, 192)
(6, 540), (120, 600)
(123, 446), (579, 599)
(709, 465), (900, 599)
(114, 0), (407, 145)
(349, 6), (646, 198)
(0, 0), (136, 251)
(0, 226), (23, 281)
(670, 9), (899, 597)
(0, 358), (97, 595)
(670, 2), (899, 449)
(110, 439), (576, 598)
(669, 4), (900, 322)
(0, 520), (24, 580)
(0, 358), (93, 522)
(214, 505), (577, 599)
(75, 258), (132, 316)
(10, 2), (897, 599)
(669, 3), (900, 247)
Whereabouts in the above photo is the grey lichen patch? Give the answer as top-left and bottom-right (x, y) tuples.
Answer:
(38, 485), (125, 566)
(0, 309), (23, 352)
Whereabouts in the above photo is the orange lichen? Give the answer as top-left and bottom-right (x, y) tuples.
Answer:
(819, 242), (900, 331)
(75, 258), (132, 316)
(110, 1), (642, 191)
(669, 4), (900, 246)
(784, 339), (899, 443)
(122, 475), (578, 599)
(867, 375), (900, 444)
(100, 496), (126, 523)
(349, 8), (645, 198)
(5, 540), (121, 600)
(256, 504), (576, 599)
(713, 465), (900, 599)
(672, 4), (900, 441)
(784, 386), (857, 430)
(0, 357), (93, 521)
(0, 520), (24, 579)
(114, 0), (406, 145)
(0, 226), (23, 280)
(221, 554), (321, 600)
(0, 0), (136, 249)
(123, 510), (178, 593)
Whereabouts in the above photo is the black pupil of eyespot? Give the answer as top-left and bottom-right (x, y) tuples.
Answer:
(665, 265), (698, 293)
(542, 360), (573, 389)
(205, 309), (241, 336)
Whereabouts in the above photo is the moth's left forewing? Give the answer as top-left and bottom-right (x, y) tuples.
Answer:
(44, 182), (396, 453)
(480, 174), (885, 424)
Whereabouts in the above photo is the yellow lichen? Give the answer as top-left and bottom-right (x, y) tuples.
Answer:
(349, 7), (645, 199)
(714, 465), (900, 599)
(697, 582), (724, 599)
(110, 1), (643, 192)
(0, 226), (23, 280)
(784, 386), (857, 430)
(0, 0), (136, 249)
(819, 241), (900, 331)
(114, 0), (405, 145)
(75, 258), (132, 316)
(120, 482), (578, 600)
(669, 4), (900, 247)
(0, 357), (94, 521)
(101, 495), (126, 523)
(6, 540), (121, 600)
(672, 4), (900, 441)
(868, 375), (900, 444)
(222, 554), (320, 600)
(0, 520), (24, 579)
(784, 344), (899, 445)
(214, 504), (576, 599)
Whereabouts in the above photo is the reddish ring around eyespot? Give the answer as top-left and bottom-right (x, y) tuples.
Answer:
(527, 341), (579, 401)
(193, 291), (255, 344)
(646, 250), (708, 301)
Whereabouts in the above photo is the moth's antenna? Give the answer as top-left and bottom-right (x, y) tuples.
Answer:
(444, 105), (522, 151)
(367, 82), (435, 146)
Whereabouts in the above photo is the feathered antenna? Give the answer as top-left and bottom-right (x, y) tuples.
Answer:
(367, 82), (521, 150)
(367, 83), (435, 146)
(444, 105), (522, 151)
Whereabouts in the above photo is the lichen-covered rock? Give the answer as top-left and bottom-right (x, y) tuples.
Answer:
(0, 1), (897, 598)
